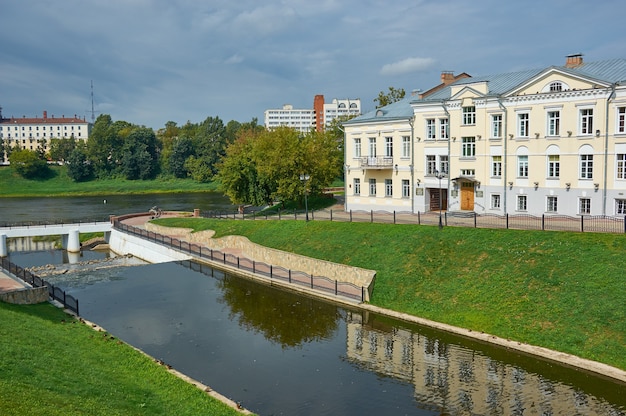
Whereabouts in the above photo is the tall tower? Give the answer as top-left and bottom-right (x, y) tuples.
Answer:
(313, 95), (325, 132)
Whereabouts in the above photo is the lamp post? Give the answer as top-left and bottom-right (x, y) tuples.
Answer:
(300, 174), (310, 221)
(435, 169), (445, 229)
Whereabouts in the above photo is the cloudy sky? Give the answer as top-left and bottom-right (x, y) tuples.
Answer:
(1, 0), (625, 129)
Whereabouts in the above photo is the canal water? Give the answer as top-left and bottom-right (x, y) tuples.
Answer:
(3, 194), (626, 415)
(8, 249), (626, 416)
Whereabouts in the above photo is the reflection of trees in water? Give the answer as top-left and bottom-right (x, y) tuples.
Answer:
(217, 274), (342, 349)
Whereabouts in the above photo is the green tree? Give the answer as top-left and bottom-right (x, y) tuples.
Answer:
(216, 129), (274, 205)
(374, 86), (406, 108)
(49, 137), (77, 163)
(119, 127), (160, 180)
(66, 144), (93, 182)
(87, 115), (123, 177)
(168, 136), (195, 178)
(217, 126), (341, 206)
(9, 148), (49, 178)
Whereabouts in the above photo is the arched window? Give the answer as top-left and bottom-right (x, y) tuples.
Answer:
(549, 82), (562, 92)
(338, 103), (346, 109)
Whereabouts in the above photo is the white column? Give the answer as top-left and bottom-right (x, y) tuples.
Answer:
(66, 229), (81, 253)
(0, 233), (7, 257)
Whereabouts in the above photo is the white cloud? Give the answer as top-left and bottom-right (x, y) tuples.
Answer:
(380, 57), (436, 76)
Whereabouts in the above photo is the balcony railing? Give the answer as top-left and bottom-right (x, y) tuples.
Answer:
(358, 156), (394, 169)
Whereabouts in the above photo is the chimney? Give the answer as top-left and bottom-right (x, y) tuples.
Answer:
(566, 54), (583, 68)
(43, 110), (47, 119)
(441, 71), (455, 85)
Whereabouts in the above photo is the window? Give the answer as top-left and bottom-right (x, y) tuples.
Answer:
(402, 179), (410, 198)
(460, 169), (475, 176)
(617, 154), (626, 179)
(579, 198), (591, 215)
(548, 155), (560, 178)
(549, 82), (563, 92)
(426, 119), (436, 140)
(439, 155), (449, 175)
(426, 155), (437, 175)
(491, 114), (502, 138)
(369, 179), (376, 196)
(401, 136), (410, 158)
(616, 199), (626, 215)
(354, 178), (360, 195)
(354, 138), (361, 158)
(491, 194), (501, 209)
(462, 137), (475, 157)
(385, 179), (393, 197)
(580, 108), (594, 135)
(517, 195), (527, 211)
(368, 138), (376, 157)
(462, 106), (476, 125)
(385, 137), (393, 157)
(492, 156), (502, 177)
(518, 113), (529, 137)
(518, 155), (529, 177)
(439, 118), (449, 139)
(547, 196), (558, 213)
(547, 111), (560, 136)
(580, 154), (593, 179)
(618, 107), (626, 134)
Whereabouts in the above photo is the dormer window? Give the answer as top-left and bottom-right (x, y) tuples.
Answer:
(549, 81), (563, 92)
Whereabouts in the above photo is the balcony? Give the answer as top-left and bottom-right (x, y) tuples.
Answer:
(358, 156), (394, 170)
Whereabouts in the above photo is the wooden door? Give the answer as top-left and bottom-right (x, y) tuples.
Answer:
(460, 181), (474, 210)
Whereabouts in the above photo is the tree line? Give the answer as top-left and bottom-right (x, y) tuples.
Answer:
(1, 114), (345, 207)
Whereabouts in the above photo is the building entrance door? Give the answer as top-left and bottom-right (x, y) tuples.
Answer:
(460, 181), (475, 210)
(429, 187), (448, 211)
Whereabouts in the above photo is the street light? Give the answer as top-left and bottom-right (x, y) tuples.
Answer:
(300, 174), (310, 221)
(435, 169), (445, 229)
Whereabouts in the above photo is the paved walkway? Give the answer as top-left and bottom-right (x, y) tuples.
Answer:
(0, 269), (28, 294)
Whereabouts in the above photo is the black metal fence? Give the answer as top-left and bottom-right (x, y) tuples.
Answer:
(0, 218), (110, 229)
(112, 220), (365, 302)
(200, 208), (626, 234)
(0, 257), (79, 315)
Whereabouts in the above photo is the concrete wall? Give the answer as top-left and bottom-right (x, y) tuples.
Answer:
(0, 286), (48, 305)
(108, 229), (192, 263)
(144, 223), (377, 300)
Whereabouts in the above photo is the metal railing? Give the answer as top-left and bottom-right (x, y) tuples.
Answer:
(200, 208), (626, 234)
(0, 257), (79, 315)
(112, 220), (365, 302)
(0, 218), (110, 229)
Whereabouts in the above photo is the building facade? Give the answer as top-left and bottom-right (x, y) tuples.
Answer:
(265, 95), (361, 133)
(0, 109), (91, 163)
(344, 55), (626, 217)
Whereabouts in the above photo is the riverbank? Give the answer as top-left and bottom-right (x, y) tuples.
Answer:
(152, 217), (626, 375)
(0, 165), (217, 197)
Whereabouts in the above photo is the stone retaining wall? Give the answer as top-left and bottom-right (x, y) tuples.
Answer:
(0, 286), (48, 305)
(145, 223), (377, 300)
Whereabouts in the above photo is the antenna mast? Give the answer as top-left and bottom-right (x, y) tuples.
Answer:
(90, 80), (95, 123)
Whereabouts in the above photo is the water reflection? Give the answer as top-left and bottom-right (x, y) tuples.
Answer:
(346, 312), (626, 415)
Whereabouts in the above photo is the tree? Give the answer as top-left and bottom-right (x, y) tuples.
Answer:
(9, 148), (49, 178)
(66, 145), (93, 182)
(119, 127), (160, 180)
(216, 129), (274, 205)
(168, 136), (195, 178)
(217, 126), (342, 206)
(49, 137), (77, 163)
(374, 87), (406, 108)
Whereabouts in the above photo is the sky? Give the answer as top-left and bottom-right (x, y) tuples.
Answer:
(1, 0), (625, 130)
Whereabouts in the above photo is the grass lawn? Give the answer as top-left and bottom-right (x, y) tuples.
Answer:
(0, 302), (245, 416)
(0, 166), (217, 197)
(153, 217), (626, 371)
